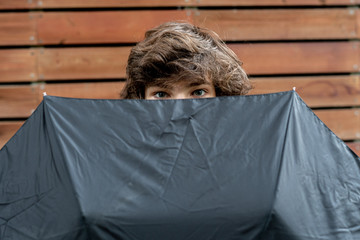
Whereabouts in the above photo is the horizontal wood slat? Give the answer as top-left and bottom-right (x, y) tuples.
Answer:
(36, 11), (192, 45)
(0, 83), (125, 118)
(43, 82), (125, 99)
(314, 109), (360, 140)
(0, 9), (357, 45)
(37, 47), (131, 80)
(250, 75), (360, 107)
(0, 0), (359, 9)
(184, 0), (360, 6)
(0, 49), (37, 82)
(0, 13), (37, 46)
(0, 85), (40, 118)
(30, 9), (360, 44)
(1, 42), (359, 82)
(194, 9), (357, 41)
(232, 42), (360, 75)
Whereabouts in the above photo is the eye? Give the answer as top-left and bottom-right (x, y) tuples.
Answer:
(192, 89), (207, 97)
(154, 91), (169, 98)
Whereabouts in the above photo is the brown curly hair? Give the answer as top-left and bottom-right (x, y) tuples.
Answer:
(120, 21), (252, 99)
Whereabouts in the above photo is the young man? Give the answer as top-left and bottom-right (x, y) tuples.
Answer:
(120, 21), (252, 100)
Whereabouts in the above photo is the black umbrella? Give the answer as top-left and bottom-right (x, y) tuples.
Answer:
(1, 91), (359, 239)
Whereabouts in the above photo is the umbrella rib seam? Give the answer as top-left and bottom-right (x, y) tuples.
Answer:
(259, 92), (296, 236)
(42, 98), (90, 236)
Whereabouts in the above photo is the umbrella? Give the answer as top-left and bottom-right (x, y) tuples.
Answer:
(0, 91), (359, 239)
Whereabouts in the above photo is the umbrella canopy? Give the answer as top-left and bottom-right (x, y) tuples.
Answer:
(0, 91), (359, 239)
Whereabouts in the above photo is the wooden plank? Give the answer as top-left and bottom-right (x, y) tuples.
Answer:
(0, 13), (38, 46)
(0, 0), (359, 9)
(188, 0), (360, 6)
(0, 82), (125, 118)
(0, 49), (37, 82)
(314, 109), (360, 140)
(347, 142), (360, 157)
(0, 42), (358, 82)
(231, 42), (360, 75)
(32, 9), (357, 44)
(0, 9), (356, 46)
(37, 47), (131, 80)
(37, 11), (192, 44)
(250, 75), (360, 107)
(43, 82), (125, 99)
(356, 8), (360, 39)
(0, 85), (40, 118)
(195, 9), (357, 41)
(0, 121), (24, 150)
(37, 42), (360, 79)
(0, 0), (37, 9)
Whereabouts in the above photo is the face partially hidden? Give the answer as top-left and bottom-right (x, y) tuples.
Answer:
(145, 80), (216, 100)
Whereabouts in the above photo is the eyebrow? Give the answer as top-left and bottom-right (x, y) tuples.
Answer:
(187, 81), (211, 87)
(149, 79), (210, 89)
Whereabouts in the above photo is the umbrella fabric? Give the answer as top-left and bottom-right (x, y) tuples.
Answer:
(0, 91), (359, 240)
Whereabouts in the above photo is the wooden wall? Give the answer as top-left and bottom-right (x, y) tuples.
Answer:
(0, 0), (359, 156)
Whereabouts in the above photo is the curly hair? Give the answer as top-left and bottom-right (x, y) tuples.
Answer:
(120, 21), (252, 99)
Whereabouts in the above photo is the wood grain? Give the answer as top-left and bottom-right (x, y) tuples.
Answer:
(250, 75), (360, 107)
(189, 0), (360, 6)
(0, 0), (358, 9)
(35, 9), (358, 44)
(232, 42), (360, 75)
(37, 11), (192, 44)
(43, 82), (125, 99)
(195, 9), (357, 41)
(0, 9), (356, 46)
(37, 47), (131, 80)
(0, 82), (125, 118)
(0, 85), (40, 118)
(0, 0), (37, 9)
(0, 13), (38, 46)
(0, 42), (358, 82)
(0, 49), (37, 82)
(314, 109), (360, 140)
(39, 42), (360, 79)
